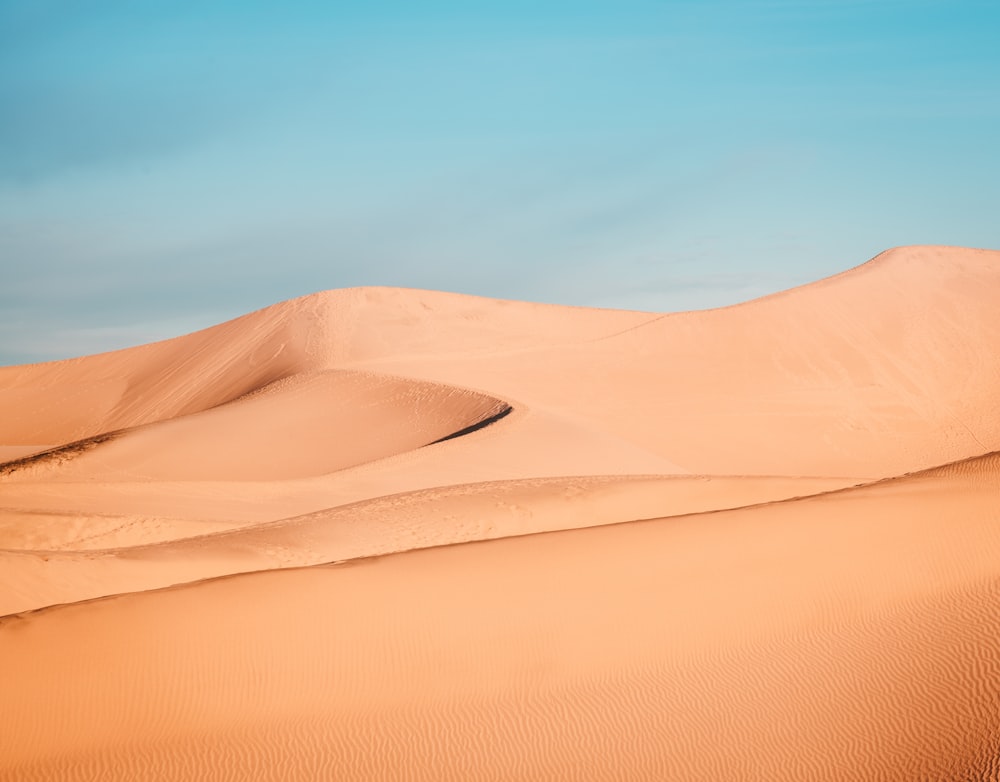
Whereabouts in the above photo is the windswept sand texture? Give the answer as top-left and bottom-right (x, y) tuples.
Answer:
(2, 245), (1000, 780)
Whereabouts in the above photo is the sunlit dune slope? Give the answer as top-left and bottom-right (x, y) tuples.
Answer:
(2, 245), (999, 479)
(2, 245), (1000, 781)
(0, 245), (998, 612)
(0, 473), (852, 615)
(1, 370), (508, 483)
(0, 286), (648, 445)
(357, 245), (1000, 477)
(2, 451), (999, 781)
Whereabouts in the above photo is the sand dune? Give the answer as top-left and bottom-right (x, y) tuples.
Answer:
(2, 245), (1000, 779)
(3, 452), (1000, 780)
(0, 473), (854, 615)
(1, 370), (508, 483)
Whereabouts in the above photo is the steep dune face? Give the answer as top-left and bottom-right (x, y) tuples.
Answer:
(0, 285), (646, 447)
(0, 298), (323, 443)
(2, 245), (1000, 781)
(0, 370), (508, 483)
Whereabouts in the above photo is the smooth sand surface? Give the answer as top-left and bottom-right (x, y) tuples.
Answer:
(2, 245), (1000, 780)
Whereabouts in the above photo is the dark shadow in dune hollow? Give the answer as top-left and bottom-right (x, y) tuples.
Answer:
(427, 405), (513, 446)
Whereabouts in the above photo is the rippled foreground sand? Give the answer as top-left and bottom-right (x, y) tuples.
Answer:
(2, 245), (1000, 780)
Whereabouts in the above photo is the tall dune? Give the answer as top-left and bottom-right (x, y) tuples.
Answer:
(1, 245), (1000, 780)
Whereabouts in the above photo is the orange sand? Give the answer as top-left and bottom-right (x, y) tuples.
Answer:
(2, 245), (1000, 780)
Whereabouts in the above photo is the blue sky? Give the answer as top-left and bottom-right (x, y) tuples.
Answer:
(2, 0), (999, 364)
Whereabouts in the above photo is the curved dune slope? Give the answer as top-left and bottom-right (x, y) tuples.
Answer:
(0, 370), (508, 483)
(359, 246), (1000, 477)
(2, 245), (1000, 780)
(0, 473), (853, 615)
(0, 285), (650, 446)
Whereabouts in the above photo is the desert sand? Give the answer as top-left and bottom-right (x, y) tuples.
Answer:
(1, 245), (999, 780)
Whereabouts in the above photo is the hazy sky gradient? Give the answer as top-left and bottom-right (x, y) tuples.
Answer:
(3, 0), (999, 364)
